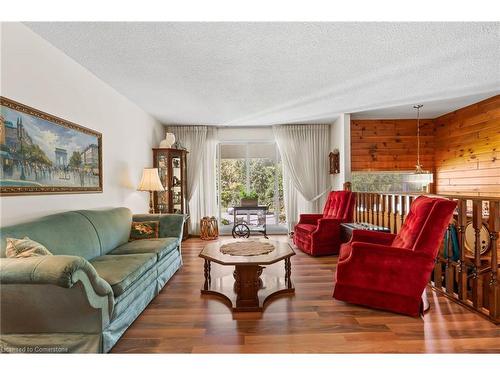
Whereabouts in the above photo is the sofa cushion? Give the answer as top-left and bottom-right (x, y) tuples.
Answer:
(110, 238), (178, 261)
(90, 253), (156, 297)
(0, 212), (101, 260)
(76, 208), (132, 255)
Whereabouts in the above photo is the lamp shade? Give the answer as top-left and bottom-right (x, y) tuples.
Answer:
(137, 168), (165, 191)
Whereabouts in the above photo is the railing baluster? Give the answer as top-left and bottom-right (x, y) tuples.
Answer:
(365, 193), (369, 223)
(393, 195), (399, 234)
(457, 199), (468, 302)
(360, 192), (363, 222)
(362, 193), (367, 223)
(358, 193), (362, 222)
(387, 195), (393, 234)
(445, 223), (454, 295)
(355, 192), (359, 222)
(370, 194), (375, 225)
(488, 200), (499, 320)
(400, 195), (406, 230)
(363, 193), (368, 223)
(375, 194), (380, 227)
(472, 200), (483, 309)
(360, 192), (364, 223)
(354, 193), (357, 222)
(381, 194), (386, 229)
(366, 193), (370, 224)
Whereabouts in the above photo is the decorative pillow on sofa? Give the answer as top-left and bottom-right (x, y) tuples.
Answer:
(5, 237), (53, 258)
(129, 221), (160, 241)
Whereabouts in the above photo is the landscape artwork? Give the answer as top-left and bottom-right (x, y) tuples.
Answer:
(0, 97), (102, 195)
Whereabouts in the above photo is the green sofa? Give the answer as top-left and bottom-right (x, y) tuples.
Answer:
(0, 207), (185, 353)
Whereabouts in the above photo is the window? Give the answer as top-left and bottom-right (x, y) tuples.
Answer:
(351, 171), (433, 193)
(217, 142), (286, 232)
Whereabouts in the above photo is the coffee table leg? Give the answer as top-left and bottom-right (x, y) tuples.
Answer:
(203, 259), (211, 290)
(285, 257), (292, 289)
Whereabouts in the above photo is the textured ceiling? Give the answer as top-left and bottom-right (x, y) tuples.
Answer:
(350, 91), (499, 119)
(25, 22), (500, 125)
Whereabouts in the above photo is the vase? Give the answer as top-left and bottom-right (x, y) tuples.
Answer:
(160, 133), (176, 148)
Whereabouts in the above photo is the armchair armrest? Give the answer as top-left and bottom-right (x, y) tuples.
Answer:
(133, 213), (186, 239)
(349, 242), (431, 261)
(350, 229), (396, 245)
(297, 214), (323, 225)
(311, 218), (342, 242)
(338, 242), (434, 294)
(315, 217), (341, 231)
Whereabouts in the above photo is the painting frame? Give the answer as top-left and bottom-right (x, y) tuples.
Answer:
(0, 96), (103, 196)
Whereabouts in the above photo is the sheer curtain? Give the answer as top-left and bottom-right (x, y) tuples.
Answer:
(166, 126), (218, 234)
(273, 124), (331, 231)
(167, 126), (207, 201)
(188, 127), (218, 234)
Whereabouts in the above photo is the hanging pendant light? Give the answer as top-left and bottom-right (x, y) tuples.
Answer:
(413, 104), (425, 174)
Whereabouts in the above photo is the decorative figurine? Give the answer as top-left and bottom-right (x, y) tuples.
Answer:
(159, 133), (176, 148)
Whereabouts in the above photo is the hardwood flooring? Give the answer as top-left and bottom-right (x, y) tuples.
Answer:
(111, 236), (500, 353)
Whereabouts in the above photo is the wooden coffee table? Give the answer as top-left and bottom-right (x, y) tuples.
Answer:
(199, 240), (295, 312)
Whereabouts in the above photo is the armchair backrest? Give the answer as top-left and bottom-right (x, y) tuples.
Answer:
(323, 190), (355, 222)
(392, 196), (457, 257)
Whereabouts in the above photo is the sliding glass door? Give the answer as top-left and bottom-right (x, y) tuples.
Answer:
(217, 142), (286, 233)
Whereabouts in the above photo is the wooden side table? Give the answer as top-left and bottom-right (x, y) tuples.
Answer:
(340, 222), (391, 243)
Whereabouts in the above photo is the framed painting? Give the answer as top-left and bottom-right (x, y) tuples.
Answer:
(0, 97), (103, 195)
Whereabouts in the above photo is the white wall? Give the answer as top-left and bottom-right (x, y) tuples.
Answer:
(330, 114), (351, 190)
(0, 23), (163, 226)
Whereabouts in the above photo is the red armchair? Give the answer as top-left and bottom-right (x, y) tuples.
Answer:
(333, 196), (457, 317)
(293, 190), (355, 256)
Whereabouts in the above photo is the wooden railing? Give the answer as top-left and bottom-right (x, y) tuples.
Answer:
(350, 189), (500, 324)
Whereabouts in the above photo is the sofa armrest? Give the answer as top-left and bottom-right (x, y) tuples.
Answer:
(350, 229), (396, 245)
(0, 256), (114, 333)
(297, 214), (323, 225)
(133, 213), (186, 239)
(1, 255), (111, 294)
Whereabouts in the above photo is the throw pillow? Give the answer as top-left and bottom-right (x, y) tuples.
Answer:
(5, 237), (53, 258)
(130, 221), (160, 241)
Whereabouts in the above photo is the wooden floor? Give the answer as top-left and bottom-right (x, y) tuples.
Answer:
(112, 236), (500, 353)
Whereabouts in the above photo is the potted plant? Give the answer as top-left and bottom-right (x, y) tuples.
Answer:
(239, 189), (258, 207)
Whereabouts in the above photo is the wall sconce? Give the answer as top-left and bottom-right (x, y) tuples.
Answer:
(329, 149), (340, 174)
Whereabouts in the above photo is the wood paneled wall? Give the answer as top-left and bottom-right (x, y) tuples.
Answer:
(350, 95), (500, 197)
(434, 95), (500, 197)
(351, 119), (435, 171)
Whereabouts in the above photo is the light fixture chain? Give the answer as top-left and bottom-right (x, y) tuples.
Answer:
(413, 104), (424, 174)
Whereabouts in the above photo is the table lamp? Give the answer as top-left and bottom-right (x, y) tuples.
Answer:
(137, 168), (165, 214)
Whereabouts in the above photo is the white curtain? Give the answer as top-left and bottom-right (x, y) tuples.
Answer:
(167, 126), (207, 201)
(273, 124), (331, 231)
(167, 126), (218, 234)
(188, 127), (218, 234)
